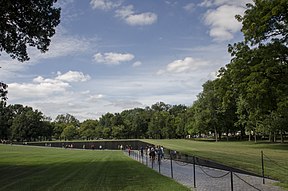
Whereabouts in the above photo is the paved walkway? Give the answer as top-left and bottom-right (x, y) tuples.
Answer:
(126, 151), (284, 191)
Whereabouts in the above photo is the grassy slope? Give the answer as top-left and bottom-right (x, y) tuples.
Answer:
(0, 145), (190, 191)
(144, 139), (288, 189)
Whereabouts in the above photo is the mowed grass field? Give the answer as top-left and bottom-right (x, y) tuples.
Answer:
(145, 139), (288, 189)
(0, 145), (190, 191)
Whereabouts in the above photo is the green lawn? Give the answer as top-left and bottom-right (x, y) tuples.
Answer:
(145, 139), (288, 189)
(0, 145), (190, 191)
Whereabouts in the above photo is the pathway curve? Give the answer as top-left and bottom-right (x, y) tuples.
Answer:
(126, 151), (284, 191)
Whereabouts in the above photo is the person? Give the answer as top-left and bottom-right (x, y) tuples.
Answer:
(160, 146), (164, 159)
(149, 147), (156, 161)
(99, 145), (102, 150)
(128, 146), (131, 156)
(140, 147), (144, 157)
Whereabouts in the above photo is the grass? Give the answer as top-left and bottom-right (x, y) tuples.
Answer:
(144, 139), (288, 189)
(0, 144), (190, 191)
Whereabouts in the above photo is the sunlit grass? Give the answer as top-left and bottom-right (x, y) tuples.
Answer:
(145, 139), (288, 189)
(0, 145), (190, 191)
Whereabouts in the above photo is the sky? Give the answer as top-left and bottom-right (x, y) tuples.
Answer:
(0, 0), (252, 121)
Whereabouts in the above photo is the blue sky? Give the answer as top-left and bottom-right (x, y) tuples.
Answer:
(0, 0), (252, 121)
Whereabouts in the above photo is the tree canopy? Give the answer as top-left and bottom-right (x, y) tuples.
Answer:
(0, 0), (61, 62)
(0, 82), (8, 101)
(0, 0), (287, 143)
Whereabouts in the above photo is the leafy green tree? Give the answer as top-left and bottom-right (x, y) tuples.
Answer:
(0, 0), (61, 61)
(98, 113), (114, 138)
(79, 119), (99, 140)
(148, 111), (172, 139)
(40, 120), (53, 141)
(0, 101), (12, 140)
(151, 102), (171, 112)
(169, 105), (188, 138)
(61, 124), (78, 140)
(52, 122), (65, 140)
(236, 0), (288, 46)
(216, 0), (288, 142)
(125, 108), (149, 139)
(111, 125), (125, 139)
(11, 106), (44, 141)
(53, 114), (79, 140)
(54, 113), (80, 127)
(225, 41), (288, 141)
(0, 82), (8, 101)
(186, 104), (201, 137)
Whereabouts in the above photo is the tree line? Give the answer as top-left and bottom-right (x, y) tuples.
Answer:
(0, 97), (287, 142)
(0, 102), (188, 141)
(1, 0), (287, 142)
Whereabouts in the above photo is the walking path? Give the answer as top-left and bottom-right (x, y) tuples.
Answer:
(126, 151), (284, 191)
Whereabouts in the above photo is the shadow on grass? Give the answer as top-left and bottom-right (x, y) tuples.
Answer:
(0, 160), (189, 191)
(255, 143), (288, 151)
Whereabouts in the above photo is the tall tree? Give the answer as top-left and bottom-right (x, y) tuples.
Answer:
(0, 0), (61, 61)
(11, 106), (44, 141)
(54, 113), (79, 127)
(0, 101), (12, 140)
(236, 0), (288, 45)
(79, 119), (99, 140)
(61, 124), (78, 141)
(0, 82), (8, 101)
(222, 0), (288, 141)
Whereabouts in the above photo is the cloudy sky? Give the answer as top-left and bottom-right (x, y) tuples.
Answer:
(0, 0), (252, 121)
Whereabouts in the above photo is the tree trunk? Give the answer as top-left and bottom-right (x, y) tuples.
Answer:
(254, 131), (257, 143)
(214, 127), (218, 142)
(280, 130), (284, 143)
(269, 132), (272, 142)
(273, 132), (276, 143)
(249, 131), (251, 141)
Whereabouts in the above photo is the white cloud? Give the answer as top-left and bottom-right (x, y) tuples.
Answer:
(107, 100), (144, 109)
(56, 71), (91, 82)
(132, 61), (142, 67)
(199, 0), (251, 7)
(90, 0), (121, 10)
(184, 3), (196, 12)
(199, 0), (253, 41)
(27, 26), (92, 62)
(9, 79), (70, 98)
(116, 5), (157, 26)
(7, 71), (90, 100)
(203, 5), (245, 41)
(88, 94), (104, 101)
(158, 57), (209, 75)
(93, 52), (135, 64)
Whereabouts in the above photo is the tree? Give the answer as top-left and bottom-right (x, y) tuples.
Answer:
(54, 113), (79, 127)
(236, 0), (288, 46)
(0, 101), (12, 140)
(61, 124), (78, 140)
(0, 0), (61, 62)
(151, 102), (171, 112)
(79, 119), (99, 140)
(53, 114), (79, 140)
(98, 113), (115, 138)
(0, 82), (8, 101)
(169, 105), (188, 138)
(11, 106), (44, 141)
(216, 0), (288, 142)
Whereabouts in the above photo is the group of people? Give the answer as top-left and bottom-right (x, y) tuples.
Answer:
(125, 145), (165, 162)
(148, 145), (164, 161)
